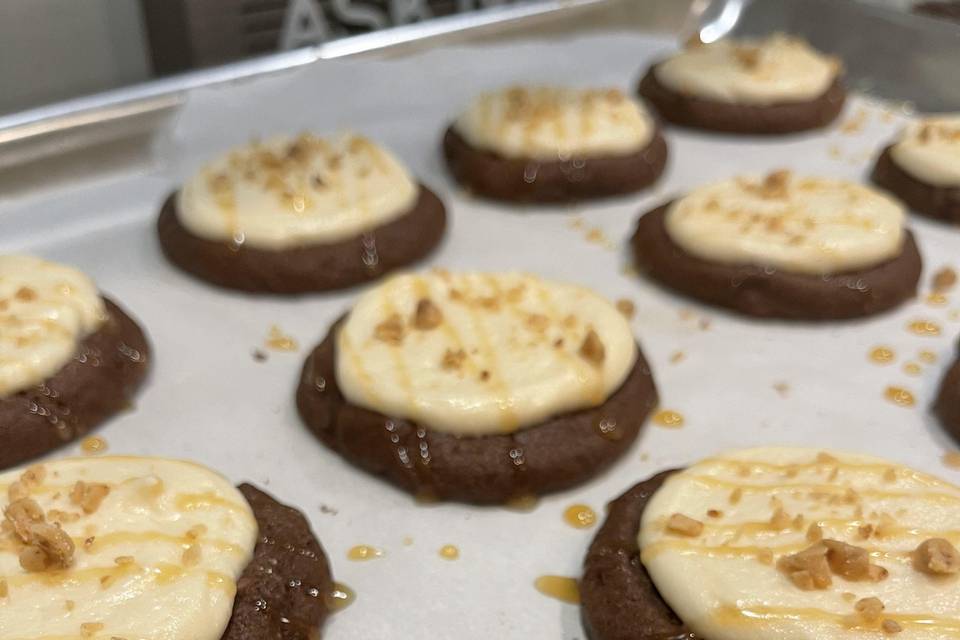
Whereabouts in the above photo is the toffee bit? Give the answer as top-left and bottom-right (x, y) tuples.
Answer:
(665, 513), (703, 537)
(777, 543), (832, 590)
(373, 314), (405, 345)
(412, 298), (443, 330)
(579, 329), (605, 367)
(913, 538), (960, 575)
(70, 481), (110, 514)
(441, 349), (467, 371)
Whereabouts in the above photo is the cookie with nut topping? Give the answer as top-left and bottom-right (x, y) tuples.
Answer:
(581, 447), (960, 640)
(638, 34), (846, 135)
(631, 171), (922, 319)
(442, 86), (668, 203)
(0, 256), (150, 470)
(871, 115), (960, 224)
(158, 133), (447, 293)
(0, 456), (335, 639)
(296, 270), (658, 503)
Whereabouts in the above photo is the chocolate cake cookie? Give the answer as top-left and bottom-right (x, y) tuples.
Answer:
(638, 34), (845, 135)
(158, 133), (446, 293)
(631, 171), (922, 319)
(297, 271), (658, 504)
(0, 256), (150, 470)
(871, 116), (960, 223)
(934, 340), (960, 443)
(0, 457), (334, 639)
(582, 447), (960, 640)
(442, 86), (667, 203)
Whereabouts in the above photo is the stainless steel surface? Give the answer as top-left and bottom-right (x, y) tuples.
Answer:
(731, 0), (960, 111)
(2, 0), (674, 176)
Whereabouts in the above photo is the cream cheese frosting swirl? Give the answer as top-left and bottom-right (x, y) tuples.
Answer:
(640, 447), (960, 640)
(655, 34), (842, 105)
(890, 115), (960, 187)
(0, 456), (258, 640)
(177, 132), (419, 250)
(664, 171), (905, 275)
(335, 271), (637, 436)
(453, 86), (655, 160)
(0, 255), (106, 398)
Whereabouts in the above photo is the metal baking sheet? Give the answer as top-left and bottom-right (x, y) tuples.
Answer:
(2, 32), (959, 640)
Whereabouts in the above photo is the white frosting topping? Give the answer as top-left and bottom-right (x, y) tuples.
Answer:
(453, 86), (654, 160)
(640, 447), (960, 640)
(0, 255), (107, 398)
(655, 34), (841, 105)
(177, 133), (419, 250)
(664, 172), (905, 275)
(890, 115), (960, 187)
(0, 456), (258, 640)
(335, 271), (638, 436)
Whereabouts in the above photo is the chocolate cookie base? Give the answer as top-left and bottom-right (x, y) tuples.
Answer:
(871, 145), (960, 224)
(296, 321), (658, 504)
(631, 204), (922, 320)
(223, 483), (334, 640)
(637, 68), (846, 135)
(0, 298), (150, 471)
(581, 471), (698, 640)
(442, 126), (668, 204)
(934, 342), (960, 444)
(157, 185), (447, 294)
(915, 1), (960, 21)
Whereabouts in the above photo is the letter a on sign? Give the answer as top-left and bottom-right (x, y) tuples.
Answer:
(281, 0), (331, 49)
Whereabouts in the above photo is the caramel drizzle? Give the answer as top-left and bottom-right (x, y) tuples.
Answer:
(687, 475), (960, 504)
(530, 280), (605, 406)
(699, 457), (959, 490)
(0, 561), (234, 592)
(713, 604), (960, 633)
(641, 539), (914, 565)
(0, 530), (242, 556)
(697, 517), (960, 544)
(338, 326), (382, 405)
(457, 276), (518, 431)
(174, 492), (249, 514)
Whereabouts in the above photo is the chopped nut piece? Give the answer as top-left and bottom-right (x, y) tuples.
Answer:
(882, 619), (903, 634)
(70, 481), (110, 514)
(823, 539), (871, 580)
(706, 509), (723, 518)
(579, 329), (605, 366)
(84, 536), (96, 550)
(182, 544), (202, 567)
(21, 465), (46, 487)
(913, 538), (960, 575)
(867, 564), (890, 582)
(19, 545), (48, 571)
(770, 507), (791, 530)
(15, 286), (37, 302)
(932, 267), (957, 292)
(7, 481), (28, 502)
(666, 513), (704, 537)
(373, 314), (405, 345)
(615, 299), (636, 319)
(412, 299), (443, 330)
(777, 543), (832, 590)
(4, 498), (45, 542)
(441, 349), (467, 371)
(855, 596), (885, 623)
(24, 522), (75, 570)
(806, 523), (823, 542)
(479, 370), (490, 382)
